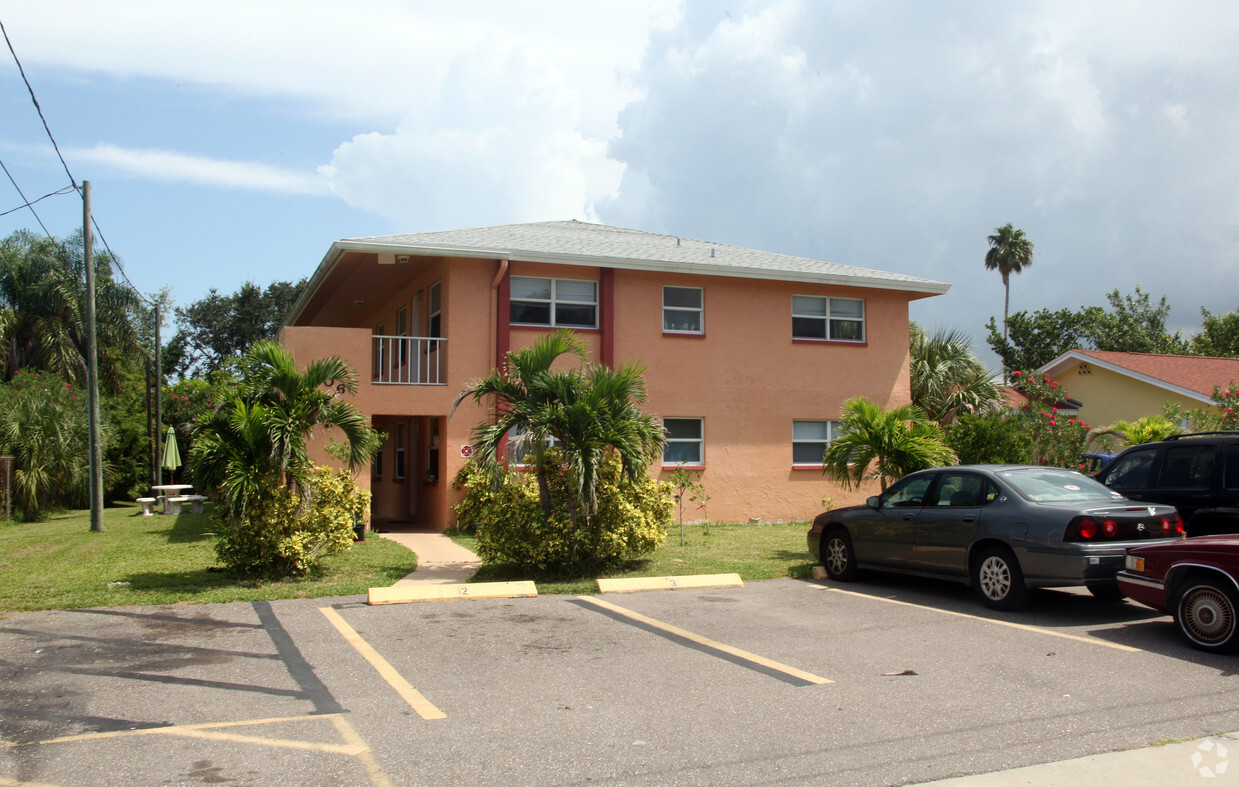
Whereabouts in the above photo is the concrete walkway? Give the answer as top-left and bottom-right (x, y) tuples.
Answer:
(377, 530), (481, 586)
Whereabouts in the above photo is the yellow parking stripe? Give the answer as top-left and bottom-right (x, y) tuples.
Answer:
(819, 587), (1141, 652)
(576, 596), (831, 685)
(319, 607), (447, 720)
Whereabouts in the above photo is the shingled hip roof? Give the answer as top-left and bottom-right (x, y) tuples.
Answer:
(338, 220), (948, 292)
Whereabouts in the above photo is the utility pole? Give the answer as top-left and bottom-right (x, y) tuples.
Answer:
(84, 181), (104, 532)
(155, 302), (162, 485)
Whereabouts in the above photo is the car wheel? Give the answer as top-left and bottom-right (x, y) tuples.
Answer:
(1087, 582), (1126, 602)
(1176, 577), (1239, 654)
(972, 546), (1028, 611)
(821, 528), (858, 581)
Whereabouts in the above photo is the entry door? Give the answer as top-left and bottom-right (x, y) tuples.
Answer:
(409, 419), (419, 519)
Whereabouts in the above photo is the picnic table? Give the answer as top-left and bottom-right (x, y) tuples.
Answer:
(143, 485), (208, 515)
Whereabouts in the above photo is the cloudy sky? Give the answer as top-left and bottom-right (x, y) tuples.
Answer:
(2, 0), (1237, 369)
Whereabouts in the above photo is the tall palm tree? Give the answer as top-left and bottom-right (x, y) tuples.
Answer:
(0, 230), (144, 393)
(909, 324), (1000, 425)
(453, 329), (664, 526)
(823, 397), (957, 492)
(190, 339), (371, 521)
(984, 223), (1034, 343)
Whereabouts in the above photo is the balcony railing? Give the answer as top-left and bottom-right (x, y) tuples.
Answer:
(372, 335), (445, 385)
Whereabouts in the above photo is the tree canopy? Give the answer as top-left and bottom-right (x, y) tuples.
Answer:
(987, 286), (1194, 372)
(165, 279), (306, 379)
(0, 229), (145, 393)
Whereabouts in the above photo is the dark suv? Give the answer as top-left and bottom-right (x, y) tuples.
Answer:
(1095, 432), (1239, 536)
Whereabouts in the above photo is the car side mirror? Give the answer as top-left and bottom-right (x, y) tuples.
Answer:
(866, 495), (880, 509)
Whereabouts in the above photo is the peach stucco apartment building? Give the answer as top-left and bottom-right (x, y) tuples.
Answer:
(279, 220), (949, 530)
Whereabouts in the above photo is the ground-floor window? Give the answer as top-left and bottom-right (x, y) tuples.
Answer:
(792, 420), (843, 466)
(663, 418), (704, 466)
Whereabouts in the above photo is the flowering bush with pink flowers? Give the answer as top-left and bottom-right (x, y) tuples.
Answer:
(1165, 383), (1239, 432)
(1012, 371), (1093, 469)
(948, 371), (1092, 468)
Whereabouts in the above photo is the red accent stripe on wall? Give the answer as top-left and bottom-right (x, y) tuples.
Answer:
(601, 268), (614, 368)
(497, 266), (511, 367)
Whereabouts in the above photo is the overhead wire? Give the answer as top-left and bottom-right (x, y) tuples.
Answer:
(1, 16), (154, 306)
(0, 160), (64, 228)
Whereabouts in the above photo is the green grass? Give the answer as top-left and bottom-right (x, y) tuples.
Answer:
(0, 510), (815, 612)
(0, 504), (417, 613)
(445, 522), (816, 595)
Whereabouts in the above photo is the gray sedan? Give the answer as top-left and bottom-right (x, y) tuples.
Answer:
(807, 465), (1183, 610)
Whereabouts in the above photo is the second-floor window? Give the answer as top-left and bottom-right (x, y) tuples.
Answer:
(792, 296), (865, 342)
(663, 286), (703, 334)
(510, 276), (597, 328)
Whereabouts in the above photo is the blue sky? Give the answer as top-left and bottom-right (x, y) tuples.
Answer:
(3, 1), (1239, 370)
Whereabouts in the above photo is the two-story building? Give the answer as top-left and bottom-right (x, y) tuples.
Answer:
(279, 220), (949, 529)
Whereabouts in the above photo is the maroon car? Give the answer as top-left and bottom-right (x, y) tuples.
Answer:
(1117, 535), (1239, 653)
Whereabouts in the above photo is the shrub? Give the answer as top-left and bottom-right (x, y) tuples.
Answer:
(0, 370), (98, 519)
(946, 410), (1034, 465)
(453, 452), (672, 576)
(212, 465), (369, 577)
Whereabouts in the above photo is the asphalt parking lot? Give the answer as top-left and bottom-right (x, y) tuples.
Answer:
(1, 575), (1237, 785)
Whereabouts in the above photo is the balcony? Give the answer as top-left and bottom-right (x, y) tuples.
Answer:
(372, 335), (446, 385)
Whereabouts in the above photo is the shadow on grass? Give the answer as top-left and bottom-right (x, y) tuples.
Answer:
(163, 511), (215, 544)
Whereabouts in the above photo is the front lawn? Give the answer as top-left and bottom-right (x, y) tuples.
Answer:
(0, 504), (417, 613)
(448, 522), (817, 595)
(0, 509), (816, 612)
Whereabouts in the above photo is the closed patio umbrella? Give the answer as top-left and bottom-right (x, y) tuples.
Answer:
(162, 426), (182, 483)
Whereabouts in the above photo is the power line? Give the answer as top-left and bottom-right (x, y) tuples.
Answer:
(0, 160), (68, 228)
(1, 17), (154, 307)
(1, 17), (77, 189)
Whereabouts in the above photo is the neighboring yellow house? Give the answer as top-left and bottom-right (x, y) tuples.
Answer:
(1036, 350), (1239, 427)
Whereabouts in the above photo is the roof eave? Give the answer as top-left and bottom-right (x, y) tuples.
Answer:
(1037, 350), (1217, 406)
(328, 240), (952, 295)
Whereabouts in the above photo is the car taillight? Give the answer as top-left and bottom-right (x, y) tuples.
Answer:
(1175, 514), (1185, 535)
(1067, 518), (1097, 540)
(1102, 520), (1118, 538)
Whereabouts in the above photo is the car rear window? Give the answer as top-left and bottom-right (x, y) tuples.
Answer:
(1159, 444), (1217, 489)
(1099, 448), (1156, 490)
(998, 468), (1124, 502)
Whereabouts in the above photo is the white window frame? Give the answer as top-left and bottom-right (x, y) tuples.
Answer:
(663, 285), (704, 334)
(510, 276), (598, 329)
(792, 296), (866, 342)
(663, 417), (704, 467)
(429, 281), (442, 338)
(396, 305), (409, 364)
(394, 423), (406, 480)
(506, 425), (562, 467)
(792, 420), (844, 467)
(373, 321), (385, 377)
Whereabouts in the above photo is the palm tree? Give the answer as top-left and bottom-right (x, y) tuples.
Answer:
(823, 397), (957, 492)
(0, 230), (144, 393)
(909, 324), (1000, 425)
(1085, 416), (1181, 453)
(453, 330), (664, 526)
(190, 339), (371, 522)
(984, 223), (1034, 343)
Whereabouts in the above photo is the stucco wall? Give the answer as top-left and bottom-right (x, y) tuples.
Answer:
(1046, 362), (1214, 427)
(284, 256), (916, 527)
